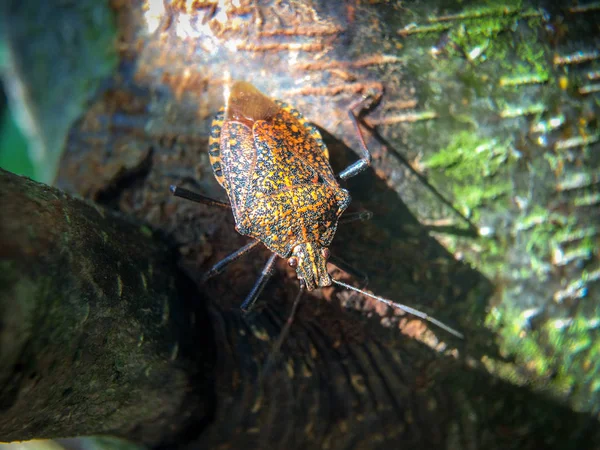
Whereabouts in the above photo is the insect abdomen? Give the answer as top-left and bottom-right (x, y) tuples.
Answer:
(208, 108), (226, 187)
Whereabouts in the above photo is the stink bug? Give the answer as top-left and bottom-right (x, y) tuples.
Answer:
(171, 81), (463, 339)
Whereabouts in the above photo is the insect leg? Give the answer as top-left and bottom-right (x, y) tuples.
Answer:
(262, 286), (305, 376)
(202, 240), (261, 282)
(337, 96), (375, 180)
(240, 253), (278, 312)
(170, 185), (230, 208)
(338, 210), (373, 225)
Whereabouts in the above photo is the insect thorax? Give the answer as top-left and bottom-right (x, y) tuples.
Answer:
(236, 183), (350, 257)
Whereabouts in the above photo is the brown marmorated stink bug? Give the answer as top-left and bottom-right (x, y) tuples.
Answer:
(171, 81), (463, 339)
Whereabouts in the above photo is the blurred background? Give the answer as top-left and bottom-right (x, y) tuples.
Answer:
(0, 39), (34, 180)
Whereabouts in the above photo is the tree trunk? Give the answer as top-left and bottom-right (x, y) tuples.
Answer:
(0, 169), (214, 446)
(1, 0), (599, 448)
(1, 170), (598, 447)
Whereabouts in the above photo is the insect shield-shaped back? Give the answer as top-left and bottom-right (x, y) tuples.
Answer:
(208, 81), (351, 290)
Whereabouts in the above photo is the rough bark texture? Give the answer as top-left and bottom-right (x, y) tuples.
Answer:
(1, 0), (599, 449)
(1, 168), (598, 449)
(50, 0), (599, 414)
(0, 169), (215, 446)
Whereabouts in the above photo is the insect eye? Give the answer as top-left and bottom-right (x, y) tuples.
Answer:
(288, 256), (299, 268)
(321, 248), (331, 260)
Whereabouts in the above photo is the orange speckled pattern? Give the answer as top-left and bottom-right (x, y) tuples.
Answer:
(209, 81), (350, 290)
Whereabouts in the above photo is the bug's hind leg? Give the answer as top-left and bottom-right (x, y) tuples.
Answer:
(337, 95), (378, 181)
(202, 240), (261, 283)
(261, 285), (305, 377)
(170, 185), (230, 208)
(240, 253), (278, 312)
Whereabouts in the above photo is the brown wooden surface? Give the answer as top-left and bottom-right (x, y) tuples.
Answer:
(2, 0), (600, 449)
(0, 169), (214, 446)
(1, 166), (598, 448)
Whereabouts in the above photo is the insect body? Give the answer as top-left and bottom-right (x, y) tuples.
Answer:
(208, 81), (349, 291)
(171, 81), (463, 338)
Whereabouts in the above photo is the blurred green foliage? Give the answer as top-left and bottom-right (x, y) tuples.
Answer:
(0, 33), (36, 180)
(0, 105), (35, 179)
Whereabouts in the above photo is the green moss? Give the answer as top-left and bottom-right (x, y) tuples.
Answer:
(433, 2), (523, 62)
(140, 225), (153, 238)
(425, 131), (514, 220)
(486, 293), (600, 410)
(516, 206), (586, 278)
(410, 3), (550, 90)
(493, 26), (551, 91)
(396, 0), (599, 414)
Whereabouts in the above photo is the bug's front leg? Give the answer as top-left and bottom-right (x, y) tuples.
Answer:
(240, 253), (278, 312)
(201, 240), (261, 283)
(170, 185), (230, 208)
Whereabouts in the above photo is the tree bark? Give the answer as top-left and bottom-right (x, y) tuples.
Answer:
(0, 169), (214, 446)
(2, 0), (600, 448)
(1, 168), (598, 449)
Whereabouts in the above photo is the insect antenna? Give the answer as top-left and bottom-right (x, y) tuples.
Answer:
(338, 210), (373, 226)
(332, 279), (464, 339)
